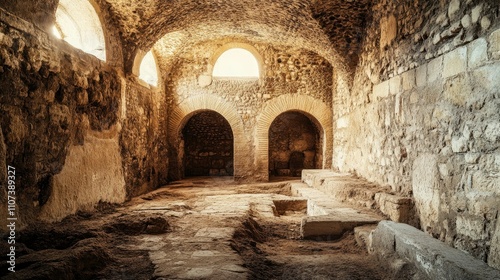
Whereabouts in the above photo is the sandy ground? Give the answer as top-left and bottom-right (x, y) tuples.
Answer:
(1, 177), (392, 280)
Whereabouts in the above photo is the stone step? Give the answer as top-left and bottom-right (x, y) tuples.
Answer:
(301, 214), (379, 239)
(290, 182), (385, 239)
(371, 221), (500, 280)
(301, 169), (416, 225)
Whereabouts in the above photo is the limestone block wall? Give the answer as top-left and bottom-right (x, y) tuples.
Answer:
(335, 0), (500, 269)
(166, 41), (333, 181)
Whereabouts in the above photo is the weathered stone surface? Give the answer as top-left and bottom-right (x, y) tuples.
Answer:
(301, 214), (379, 239)
(337, 0), (500, 268)
(427, 56), (443, 83)
(490, 29), (500, 60)
(0, 11), (128, 226)
(371, 221), (500, 279)
(468, 38), (488, 69)
(40, 131), (126, 222)
(373, 80), (389, 99)
(374, 193), (414, 225)
(412, 155), (441, 232)
(380, 14), (397, 50)
(443, 46), (467, 78)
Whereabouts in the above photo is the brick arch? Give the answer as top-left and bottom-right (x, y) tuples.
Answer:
(168, 94), (248, 180)
(255, 95), (333, 180)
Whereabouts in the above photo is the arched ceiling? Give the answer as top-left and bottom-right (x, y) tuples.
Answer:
(96, 0), (373, 73)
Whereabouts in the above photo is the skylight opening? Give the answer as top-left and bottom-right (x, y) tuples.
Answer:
(213, 48), (259, 79)
(139, 50), (159, 87)
(52, 0), (106, 61)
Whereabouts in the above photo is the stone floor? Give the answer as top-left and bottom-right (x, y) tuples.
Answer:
(122, 177), (390, 279)
(3, 177), (392, 279)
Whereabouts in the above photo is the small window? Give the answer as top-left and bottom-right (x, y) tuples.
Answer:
(53, 0), (106, 61)
(139, 51), (159, 87)
(213, 48), (259, 79)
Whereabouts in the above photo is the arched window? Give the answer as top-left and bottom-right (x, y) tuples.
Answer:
(52, 0), (106, 61)
(139, 50), (159, 87)
(212, 48), (259, 79)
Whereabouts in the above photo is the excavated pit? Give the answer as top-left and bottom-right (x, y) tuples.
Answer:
(231, 216), (391, 280)
(0, 205), (169, 280)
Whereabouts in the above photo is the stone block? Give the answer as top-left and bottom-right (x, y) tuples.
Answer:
(427, 56), (443, 83)
(481, 17), (491, 31)
(468, 38), (488, 69)
(373, 80), (389, 99)
(472, 63), (500, 94)
(489, 29), (500, 60)
(448, 0), (460, 19)
(371, 221), (500, 279)
(401, 69), (416, 91)
(374, 193), (413, 224)
(301, 215), (379, 239)
(416, 64), (427, 87)
(456, 214), (487, 240)
(461, 14), (471, 29)
(412, 154), (440, 231)
(471, 4), (483, 24)
(443, 46), (467, 78)
(489, 217), (500, 270)
(443, 74), (472, 106)
(389, 75), (401, 95)
(276, 169), (291, 176)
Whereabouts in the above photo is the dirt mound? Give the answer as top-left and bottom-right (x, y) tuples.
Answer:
(1, 210), (165, 279)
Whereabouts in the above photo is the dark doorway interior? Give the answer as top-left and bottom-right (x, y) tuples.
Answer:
(269, 111), (320, 177)
(182, 111), (234, 176)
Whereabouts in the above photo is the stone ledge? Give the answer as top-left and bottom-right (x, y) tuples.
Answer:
(371, 221), (500, 280)
(301, 215), (379, 239)
(301, 170), (413, 224)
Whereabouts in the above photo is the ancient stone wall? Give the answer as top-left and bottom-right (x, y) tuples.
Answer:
(165, 40), (333, 181)
(120, 81), (168, 198)
(0, 9), (165, 225)
(0, 0), (57, 33)
(335, 0), (500, 269)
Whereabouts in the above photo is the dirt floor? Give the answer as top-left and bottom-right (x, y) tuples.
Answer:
(1, 177), (393, 280)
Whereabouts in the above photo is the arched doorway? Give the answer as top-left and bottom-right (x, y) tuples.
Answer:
(268, 111), (321, 177)
(182, 111), (234, 177)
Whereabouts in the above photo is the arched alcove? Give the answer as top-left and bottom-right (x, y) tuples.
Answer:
(269, 111), (321, 177)
(182, 111), (234, 177)
(53, 0), (106, 60)
(255, 94), (333, 181)
(168, 94), (249, 181)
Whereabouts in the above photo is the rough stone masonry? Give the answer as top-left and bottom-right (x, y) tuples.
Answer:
(0, 0), (499, 274)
